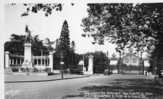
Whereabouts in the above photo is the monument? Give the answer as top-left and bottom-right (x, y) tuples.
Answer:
(88, 55), (94, 74)
(22, 25), (33, 70)
(84, 55), (94, 75)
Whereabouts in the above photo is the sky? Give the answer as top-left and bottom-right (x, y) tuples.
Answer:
(4, 3), (117, 56)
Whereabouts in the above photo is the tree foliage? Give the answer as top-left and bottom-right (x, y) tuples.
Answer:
(4, 34), (52, 56)
(81, 3), (163, 53)
(43, 38), (55, 52)
(82, 3), (163, 75)
(21, 3), (62, 17)
(93, 51), (109, 73)
(56, 20), (70, 55)
(59, 20), (70, 51)
(55, 20), (75, 69)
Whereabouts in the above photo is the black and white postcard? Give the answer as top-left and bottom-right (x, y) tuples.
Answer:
(1, 0), (163, 99)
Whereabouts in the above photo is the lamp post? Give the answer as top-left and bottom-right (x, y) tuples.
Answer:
(117, 51), (122, 74)
(83, 54), (85, 70)
(60, 51), (64, 79)
(156, 48), (161, 77)
(106, 51), (110, 75)
(140, 51), (144, 75)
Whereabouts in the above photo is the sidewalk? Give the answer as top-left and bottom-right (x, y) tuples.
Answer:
(5, 73), (91, 83)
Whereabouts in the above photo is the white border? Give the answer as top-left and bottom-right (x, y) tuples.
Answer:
(0, 0), (4, 98)
(4, 0), (163, 3)
(1, 1), (163, 99)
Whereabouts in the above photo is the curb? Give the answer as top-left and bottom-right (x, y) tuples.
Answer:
(5, 75), (91, 83)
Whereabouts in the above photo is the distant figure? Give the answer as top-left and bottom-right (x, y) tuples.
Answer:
(25, 25), (31, 43)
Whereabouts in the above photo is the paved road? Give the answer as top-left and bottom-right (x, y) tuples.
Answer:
(5, 74), (90, 83)
(5, 74), (163, 99)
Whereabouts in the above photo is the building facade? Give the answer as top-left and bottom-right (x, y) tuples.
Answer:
(110, 51), (150, 74)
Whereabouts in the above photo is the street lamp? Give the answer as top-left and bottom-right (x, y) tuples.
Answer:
(139, 51), (144, 75)
(82, 54), (86, 73)
(60, 51), (64, 79)
(106, 51), (110, 74)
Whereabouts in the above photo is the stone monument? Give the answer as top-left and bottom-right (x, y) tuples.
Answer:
(88, 55), (94, 74)
(84, 55), (94, 75)
(22, 25), (33, 70)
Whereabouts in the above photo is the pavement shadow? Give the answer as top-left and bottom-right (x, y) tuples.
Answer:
(107, 78), (163, 94)
(63, 78), (163, 99)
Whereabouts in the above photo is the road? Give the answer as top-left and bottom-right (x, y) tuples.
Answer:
(5, 74), (163, 99)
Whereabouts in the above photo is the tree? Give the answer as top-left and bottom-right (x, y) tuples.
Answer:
(55, 20), (70, 69)
(81, 3), (160, 53)
(43, 38), (55, 52)
(4, 34), (25, 55)
(20, 4), (79, 69)
(69, 41), (76, 66)
(59, 20), (70, 52)
(21, 3), (62, 17)
(81, 3), (163, 75)
(70, 41), (75, 51)
(149, 17), (163, 75)
(31, 35), (49, 56)
(93, 51), (108, 73)
(4, 34), (51, 56)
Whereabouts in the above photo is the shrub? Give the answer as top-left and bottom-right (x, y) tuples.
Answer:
(11, 67), (19, 72)
(48, 72), (56, 76)
(104, 69), (112, 75)
(70, 65), (83, 74)
(44, 68), (51, 73)
(33, 68), (39, 72)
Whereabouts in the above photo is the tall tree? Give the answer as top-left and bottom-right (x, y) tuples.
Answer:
(55, 20), (70, 68)
(81, 3), (163, 75)
(59, 20), (70, 52)
(55, 20), (70, 55)
(81, 3), (159, 53)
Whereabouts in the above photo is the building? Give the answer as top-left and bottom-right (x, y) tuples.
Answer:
(110, 50), (150, 74)
(122, 53), (140, 66)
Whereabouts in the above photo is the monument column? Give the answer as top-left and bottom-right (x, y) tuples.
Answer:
(23, 43), (32, 68)
(49, 52), (53, 72)
(5, 51), (9, 68)
(87, 55), (94, 74)
(22, 25), (33, 70)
